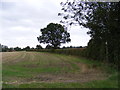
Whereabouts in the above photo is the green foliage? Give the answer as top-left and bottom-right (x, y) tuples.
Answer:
(14, 47), (22, 51)
(45, 44), (53, 49)
(23, 46), (30, 51)
(54, 48), (86, 57)
(37, 23), (71, 49)
(36, 45), (43, 49)
(59, 1), (119, 66)
(36, 48), (86, 57)
(1, 45), (9, 52)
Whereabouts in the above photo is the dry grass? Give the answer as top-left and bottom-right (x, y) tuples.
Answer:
(2, 51), (109, 86)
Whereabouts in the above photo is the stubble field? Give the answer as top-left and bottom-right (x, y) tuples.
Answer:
(2, 51), (118, 88)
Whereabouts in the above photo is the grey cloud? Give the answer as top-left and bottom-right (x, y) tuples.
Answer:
(0, 1), (15, 10)
(0, 0), (90, 48)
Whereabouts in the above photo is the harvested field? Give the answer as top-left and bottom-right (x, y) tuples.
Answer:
(2, 52), (118, 88)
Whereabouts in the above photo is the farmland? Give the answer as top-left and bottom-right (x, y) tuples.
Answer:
(2, 51), (118, 88)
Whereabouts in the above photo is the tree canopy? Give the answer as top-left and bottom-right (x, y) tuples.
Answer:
(59, 1), (119, 65)
(23, 46), (30, 51)
(45, 44), (53, 49)
(14, 47), (21, 51)
(37, 23), (71, 49)
(36, 45), (43, 49)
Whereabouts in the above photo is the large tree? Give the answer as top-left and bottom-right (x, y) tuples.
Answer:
(37, 23), (71, 49)
(59, 1), (119, 65)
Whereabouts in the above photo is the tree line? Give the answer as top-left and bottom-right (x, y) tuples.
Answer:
(36, 1), (119, 66)
(0, 44), (85, 52)
(58, 1), (119, 66)
(0, 45), (39, 52)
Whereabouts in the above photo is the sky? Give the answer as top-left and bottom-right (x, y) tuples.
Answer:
(0, 0), (91, 48)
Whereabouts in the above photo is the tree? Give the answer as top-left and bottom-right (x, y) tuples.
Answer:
(36, 45), (43, 49)
(45, 44), (53, 49)
(59, 1), (119, 65)
(23, 46), (30, 51)
(37, 23), (71, 49)
(31, 47), (35, 50)
(2, 45), (8, 52)
(62, 46), (66, 49)
(0, 44), (2, 52)
(8, 47), (14, 52)
(14, 47), (21, 51)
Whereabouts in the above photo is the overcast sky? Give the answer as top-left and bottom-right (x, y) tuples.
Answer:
(0, 0), (91, 48)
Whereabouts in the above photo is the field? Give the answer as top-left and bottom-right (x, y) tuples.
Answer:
(2, 51), (118, 88)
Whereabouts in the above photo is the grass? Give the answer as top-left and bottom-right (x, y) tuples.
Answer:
(3, 77), (119, 88)
(3, 52), (79, 81)
(2, 52), (119, 88)
(55, 53), (117, 74)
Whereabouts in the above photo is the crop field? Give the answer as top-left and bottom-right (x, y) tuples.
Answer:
(2, 51), (118, 88)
